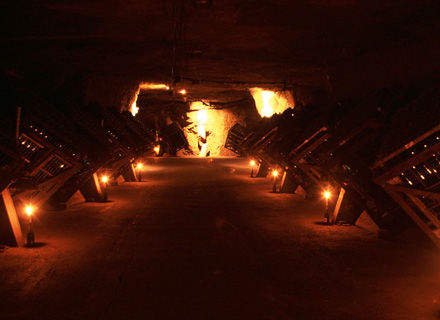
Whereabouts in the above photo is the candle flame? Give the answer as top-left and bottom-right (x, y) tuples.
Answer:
(323, 190), (331, 200)
(25, 205), (34, 216)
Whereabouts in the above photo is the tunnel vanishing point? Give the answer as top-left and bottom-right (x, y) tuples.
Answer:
(1, 1), (440, 319)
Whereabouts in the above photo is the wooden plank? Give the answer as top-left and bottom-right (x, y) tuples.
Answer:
(22, 132), (78, 166)
(384, 186), (440, 248)
(375, 142), (440, 183)
(253, 127), (279, 149)
(290, 126), (327, 156)
(406, 194), (440, 229)
(15, 165), (80, 208)
(1, 189), (24, 247)
(294, 133), (329, 160)
(332, 187), (346, 224)
(384, 184), (440, 201)
(21, 133), (45, 148)
(93, 172), (103, 196)
(372, 124), (440, 169)
(29, 153), (55, 175)
(121, 162), (137, 182)
(295, 163), (321, 184)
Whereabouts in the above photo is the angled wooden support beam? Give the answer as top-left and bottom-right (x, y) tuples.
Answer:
(332, 187), (346, 224)
(256, 161), (269, 178)
(372, 124), (440, 170)
(294, 133), (329, 160)
(121, 162), (137, 182)
(406, 194), (440, 229)
(374, 142), (440, 184)
(289, 127), (328, 156)
(384, 184), (440, 201)
(333, 188), (365, 225)
(253, 127), (279, 149)
(1, 189), (24, 247)
(279, 169), (299, 193)
(383, 186), (440, 248)
(294, 162), (321, 185)
(79, 173), (107, 202)
(14, 165), (80, 209)
(47, 169), (96, 209)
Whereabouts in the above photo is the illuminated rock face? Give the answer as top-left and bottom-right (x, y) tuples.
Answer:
(130, 83), (171, 116)
(130, 100), (139, 116)
(249, 88), (294, 118)
(184, 102), (243, 157)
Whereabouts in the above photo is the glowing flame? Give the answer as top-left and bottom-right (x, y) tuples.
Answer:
(25, 205), (34, 216)
(323, 190), (331, 200)
(154, 145), (160, 154)
(178, 89), (187, 95)
(249, 88), (294, 118)
(101, 175), (109, 184)
(250, 160), (256, 166)
(272, 170), (279, 177)
(136, 163), (143, 169)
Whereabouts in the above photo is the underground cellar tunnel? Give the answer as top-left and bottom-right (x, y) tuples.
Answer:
(1, 1), (440, 319)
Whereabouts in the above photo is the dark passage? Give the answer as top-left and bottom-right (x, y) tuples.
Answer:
(1, 158), (439, 320)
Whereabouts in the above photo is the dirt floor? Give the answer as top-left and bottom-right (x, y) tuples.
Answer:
(0, 157), (439, 320)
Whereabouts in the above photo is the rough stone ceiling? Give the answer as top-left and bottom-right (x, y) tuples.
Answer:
(2, 0), (439, 102)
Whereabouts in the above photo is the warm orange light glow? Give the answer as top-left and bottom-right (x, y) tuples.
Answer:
(130, 101), (139, 117)
(154, 146), (160, 154)
(185, 101), (238, 157)
(178, 89), (187, 95)
(136, 163), (143, 169)
(272, 170), (279, 177)
(261, 90), (275, 117)
(139, 83), (170, 90)
(323, 190), (331, 200)
(24, 205), (34, 216)
(250, 160), (256, 166)
(197, 108), (208, 157)
(101, 175), (109, 184)
(249, 88), (294, 118)
(131, 83), (170, 116)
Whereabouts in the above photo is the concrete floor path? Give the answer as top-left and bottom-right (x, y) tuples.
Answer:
(0, 158), (439, 320)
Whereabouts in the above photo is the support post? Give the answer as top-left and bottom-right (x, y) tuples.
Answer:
(137, 167), (142, 182)
(256, 161), (269, 178)
(279, 170), (299, 193)
(121, 163), (137, 182)
(1, 189), (24, 247)
(385, 187), (440, 248)
(79, 173), (107, 202)
(331, 187), (345, 224)
(335, 189), (364, 225)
